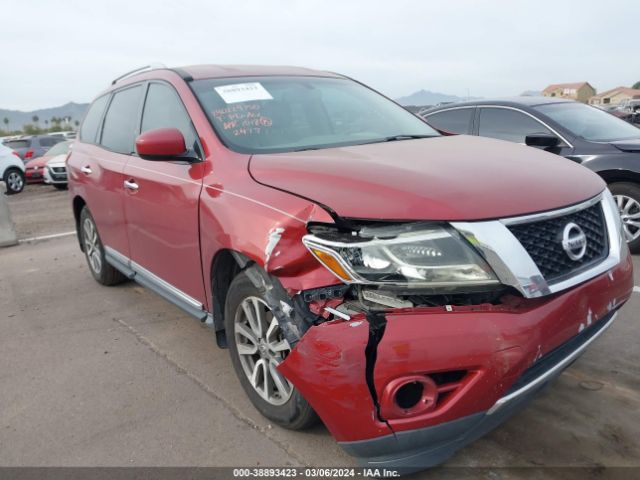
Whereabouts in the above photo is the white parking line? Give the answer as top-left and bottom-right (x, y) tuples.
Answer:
(634, 286), (640, 294)
(19, 231), (76, 243)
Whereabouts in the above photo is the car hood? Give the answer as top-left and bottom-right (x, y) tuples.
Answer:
(610, 139), (640, 152)
(249, 135), (605, 221)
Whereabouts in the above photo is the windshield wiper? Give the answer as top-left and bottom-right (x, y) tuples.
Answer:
(381, 134), (435, 142)
(356, 134), (435, 146)
(290, 135), (435, 152)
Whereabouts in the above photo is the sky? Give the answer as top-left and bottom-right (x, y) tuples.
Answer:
(1, 0), (639, 111)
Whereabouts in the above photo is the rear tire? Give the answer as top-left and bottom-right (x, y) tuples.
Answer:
(225, 272), (318, 430)
(3, 168), (25, 195)
(53, 183), (67, 190)
(79, 207), (127, 285)
(609, 182), (640, 253)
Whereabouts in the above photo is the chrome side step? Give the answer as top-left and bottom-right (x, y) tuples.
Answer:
(104, 246), (209, 322)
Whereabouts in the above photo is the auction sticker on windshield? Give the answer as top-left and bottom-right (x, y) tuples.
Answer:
(214, 82), (273, 104)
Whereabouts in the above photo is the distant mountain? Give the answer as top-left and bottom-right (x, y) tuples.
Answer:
(520, 90), (543, 97)
(0, 102), (89, 130)
(395, 89), (472, 106)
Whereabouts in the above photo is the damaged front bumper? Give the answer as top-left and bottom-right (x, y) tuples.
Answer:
(277, 255), (633, 471)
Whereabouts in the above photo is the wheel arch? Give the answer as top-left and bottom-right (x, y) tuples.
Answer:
(72, 195), (87, 251)
(597, 169), (640, 186)
(209, 249), (253, 348)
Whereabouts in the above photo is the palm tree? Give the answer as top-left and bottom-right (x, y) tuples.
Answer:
(74, 120), (80, 129)
(2, 117), (8, 132)
(633, 81), (640, 90)
(32, 115), (39, 126)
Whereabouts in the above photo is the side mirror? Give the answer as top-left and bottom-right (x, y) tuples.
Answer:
(135, 128), (187, 160)
(525, 133), (560, 149)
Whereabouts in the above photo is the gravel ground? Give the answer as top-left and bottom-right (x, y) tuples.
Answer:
(4, 183), (75, 239)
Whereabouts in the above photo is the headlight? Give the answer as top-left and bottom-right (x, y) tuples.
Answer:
(303, 223), (499, 288)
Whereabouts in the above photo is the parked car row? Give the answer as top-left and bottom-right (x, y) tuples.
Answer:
(3, 135), (64, 161)
(421, 97), (640, 251)
(593, 100), (640, 124)
(0, 134), (71, 193)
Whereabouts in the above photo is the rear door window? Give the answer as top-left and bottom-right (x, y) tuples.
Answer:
(100, 85), (144, 154)
(478, 108), (552, 143)
(80, 94), (109, 143)
(141, 83), (197, 151)
(424, 108), (474, 134)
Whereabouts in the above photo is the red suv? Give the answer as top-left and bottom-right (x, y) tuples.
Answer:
(68, 65), (633, 472)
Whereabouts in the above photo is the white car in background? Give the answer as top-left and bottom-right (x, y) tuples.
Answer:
(0, 143), (26, 194)
(43, 148), (70, 190)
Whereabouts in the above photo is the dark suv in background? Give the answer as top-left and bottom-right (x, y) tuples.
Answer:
(3, 135), (64, 161)
(422, 98), (640, 251)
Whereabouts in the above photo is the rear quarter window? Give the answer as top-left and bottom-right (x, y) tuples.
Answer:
(80, 95), (110, 143)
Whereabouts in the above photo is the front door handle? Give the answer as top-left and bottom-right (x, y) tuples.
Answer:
(123, 179), (139, 191)
(81, 166), (92, 175)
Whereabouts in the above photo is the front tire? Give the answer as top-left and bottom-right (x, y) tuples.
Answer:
(79, 207), (127, 285)
(3, 168), (25, 195)
(53, 183), (68, 190)
(609, 182), (640, 253)
(225, 272), (318, 430)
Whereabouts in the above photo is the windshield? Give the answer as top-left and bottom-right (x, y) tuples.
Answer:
(45, 140), (71, 156)
(192, 76), (438, 154)
(535, 102), (640, 142)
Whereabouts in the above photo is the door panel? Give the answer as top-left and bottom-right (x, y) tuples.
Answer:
(123, 159), (206, 304)
(69, 143), (131, 257)
(123, 81), (207, 307)
(69, 93), (132, 258)
(88, 148), (131, 257)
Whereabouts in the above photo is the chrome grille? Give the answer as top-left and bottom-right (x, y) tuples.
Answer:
(508, 203), (608, 283)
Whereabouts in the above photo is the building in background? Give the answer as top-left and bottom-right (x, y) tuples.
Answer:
(589, 86), (640, 106)
(542, 82), (596, 103)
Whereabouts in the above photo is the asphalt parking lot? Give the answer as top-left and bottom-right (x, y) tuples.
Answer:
(1, 185), (639, 478)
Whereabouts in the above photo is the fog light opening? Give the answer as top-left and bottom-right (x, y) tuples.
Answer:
(395, 381), (424, 410)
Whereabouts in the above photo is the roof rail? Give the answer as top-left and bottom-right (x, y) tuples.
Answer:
(111, 63), (167, 85)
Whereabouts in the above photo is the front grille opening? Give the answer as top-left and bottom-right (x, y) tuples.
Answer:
(508, 202), (608, 283)
(395, 381), (424, 410)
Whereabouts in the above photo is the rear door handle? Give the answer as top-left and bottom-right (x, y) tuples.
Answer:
(123, 179), (139, 191)
(81, 166), (92, 175)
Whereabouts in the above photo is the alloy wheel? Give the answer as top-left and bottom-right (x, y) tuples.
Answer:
(83, 217), (102, 274)
(7, 171), (23, 193)
(234, 296), (293, 406)
(614, 194), (640, 242)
